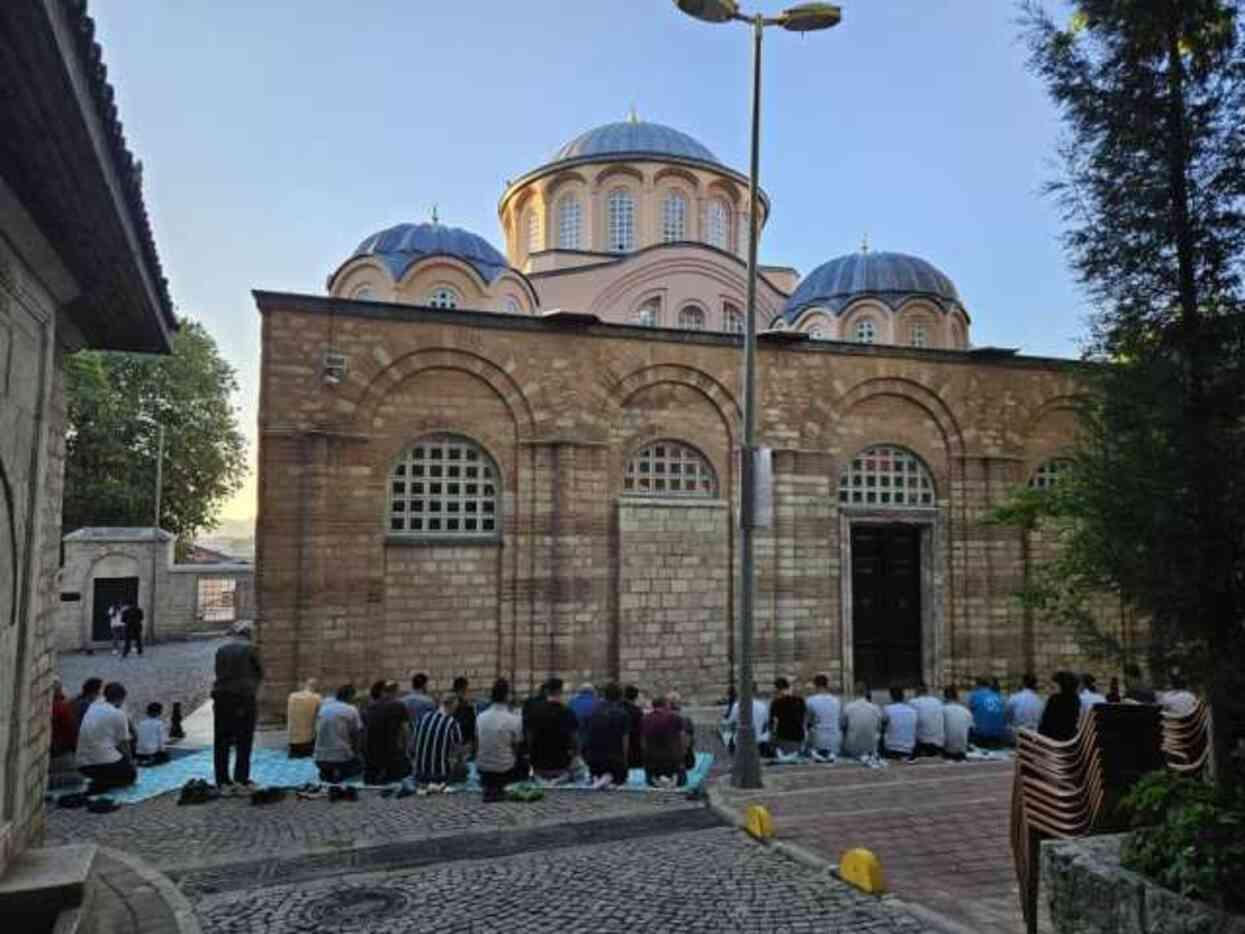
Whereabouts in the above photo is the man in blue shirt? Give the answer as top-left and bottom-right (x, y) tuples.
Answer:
(567, 683), (598, 748)
(967, 677), (1007, 747)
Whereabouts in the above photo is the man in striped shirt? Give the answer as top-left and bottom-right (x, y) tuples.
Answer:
(409, 693), (465, 785)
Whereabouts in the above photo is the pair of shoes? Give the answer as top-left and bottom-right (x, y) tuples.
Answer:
(506, 784), (544, 803)
(250, 787), (285, 806)
(179, 779), (216, 806)
(327, 785), (358, 802)
(57, 792), (89, 809)
(296, 783), (325, 800)
(233, 780), (258, 795)
(591, 774), (613, 791)
(87, 797), (120, 813)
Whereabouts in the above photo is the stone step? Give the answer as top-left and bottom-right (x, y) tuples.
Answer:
(0, 843), (97, 933)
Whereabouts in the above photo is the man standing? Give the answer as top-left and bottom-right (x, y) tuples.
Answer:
(882, 686), (917, 759)
(108, 603), (125, 655)
(403, 673), (436, 726)
(476, 678), (527, 801)
(583, 682), (631, 788)
(841, 684), (883, 759)
(909, 683), (945, 758)
(768, 677), (807, 756)
(121, 603), (144, 657)
(805, 674), (842, 760)
(315, 684), (364, 783)
(1005, 673), (1046, 740)
(942, 686), (973, 761)
(410, 693), (465, 785)
(76, 682), (137, 792)
(524, 678), (579, 782)
(212, 632), (263, 793)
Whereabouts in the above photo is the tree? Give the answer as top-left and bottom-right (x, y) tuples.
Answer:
(1019, 1), (1245, 786)
(64, 319), (248, 546)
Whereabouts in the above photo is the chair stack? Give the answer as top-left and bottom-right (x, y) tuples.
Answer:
(1161, 700), (1210, 775)
(1010, 704), (1168, 934)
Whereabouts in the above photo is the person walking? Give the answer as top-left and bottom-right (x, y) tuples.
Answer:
(121, 603), (144, 657)
(211, 632), (264, 793)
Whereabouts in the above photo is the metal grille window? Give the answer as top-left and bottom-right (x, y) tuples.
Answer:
(557, 195), (582, 249)
(527, 209), (541, 253)
(839, 445), (935, 507)
(723, 303), (743, 333)
(1029, 459), (1071, 490)
(608, 188), (635, 252)
(911, 322), (928, 348)
(427, 287), (459, 309)
(352, 285), (375, 300)
(662, 191), (687, 242)
(853, 318), (876, 344)
(706, 199), (730, 249)
(808, 325), (826, 340)
(389, 435), (499, 536)
(678, 305), (705, 330)
(632, 299), (659, 327)
(624, 440), (717, 496)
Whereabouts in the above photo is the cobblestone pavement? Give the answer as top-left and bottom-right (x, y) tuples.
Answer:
(57, 636), (228, 722)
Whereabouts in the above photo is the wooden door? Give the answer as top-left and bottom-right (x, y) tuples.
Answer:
(851, 523), (922, 688)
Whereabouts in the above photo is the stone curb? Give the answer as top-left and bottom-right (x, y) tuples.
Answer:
(98, 846), (202, 934)
(705, 780), (975, 934)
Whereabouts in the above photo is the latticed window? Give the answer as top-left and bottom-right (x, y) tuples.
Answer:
(706, 199), (730, 250)
(352, 284), (375, 300)
(527, 209), (541, 253)
(608, 189), (634, 252)
(808, 325), (826, 340)
(504, 296), (522, 315)
(427, 287), (459, 309)
(911, 322), (928, 348)
(678, 305), (705, 330)
(839, 445), (935, 507)
(557, 195), (582, 249)
(723, 303), (743, 334)
(1029, 459), (1071, 490)
(388, 435), (499, 537)
(624, 440), (717, 496)
(853, 318), (876, 344)
(662, 191), (687, 242)
(632, 299), (659, 327)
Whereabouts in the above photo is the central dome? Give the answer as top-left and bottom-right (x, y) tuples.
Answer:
(549, 119), (722, 168)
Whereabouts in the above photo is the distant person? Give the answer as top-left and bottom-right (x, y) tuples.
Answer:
(968, 677), (1007, 747)
(1106, 677), (1122, 703)
(769, 677), (807, 756)
(841, 684), (883, 759)
(108, 603), (125, 655)
(942, 686), (973, 761)
(286, 678), (321, 758)
(881, 686), (917, 759)
(76, 682), (137, 792)
(476, 678), (527, 801)
(410, 693), (465, 785)
(622, 684), (645, 770)
(315, 684), (364, 783)
(50, 678), (78, 760)
(135, 702), (170, 766)
(726, 683), (771, 758)
(121, 603), (144, 657)
(403, 673), (436, 726)
(642, 696), (687, 786)
(1079, 673), (1107, 712)
(568, 683), (598, 747)
(1160, 673), (1198, 716)
(584, 682), (632, 788)
(1005, 673), (1046, 740)
(1122, 664), (1157, 704)
(362, 680), (410, 784)
(71, 678), (103, 728)
(524, 678), (579, 781)
(211, 632), (264, 792)
(668, 690), (696, 771)
(451, 676), (477, 759)
(909, 683), (945, 757)
(805, 674), (842, 759)
(1038, 672), (1083, 741)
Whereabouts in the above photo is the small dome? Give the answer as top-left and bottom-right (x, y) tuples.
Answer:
(782, 251), (962, 322)
(549, 119), (722, 168)
(350, 222), (509, 284)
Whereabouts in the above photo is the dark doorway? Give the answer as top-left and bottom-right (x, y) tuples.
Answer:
(92, 577), (138, 641)
(851, 523), (921, 688)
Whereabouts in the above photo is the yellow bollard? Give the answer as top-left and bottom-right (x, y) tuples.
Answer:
(839, 848), (887, 894)
(743, 804), (774, 841)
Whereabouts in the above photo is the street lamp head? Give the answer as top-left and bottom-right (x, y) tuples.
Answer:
(779, 2), (842, 32)
(673, 0), (740, 24)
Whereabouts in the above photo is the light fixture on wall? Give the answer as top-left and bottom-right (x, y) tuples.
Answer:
(322, 351), (347, 385)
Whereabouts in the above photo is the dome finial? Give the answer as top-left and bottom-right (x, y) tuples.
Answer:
(431, 203), (440, 225)
(627, 103), (640, 124)
(860, 231), (870, 254)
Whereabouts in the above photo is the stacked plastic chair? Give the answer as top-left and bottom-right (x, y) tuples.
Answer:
(1010, 703), (1170, 934)
(1161, 700), (1210, 775)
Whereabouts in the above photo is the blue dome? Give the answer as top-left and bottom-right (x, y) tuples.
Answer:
(550, 120), (722, 168)
(782, 251), (962, 322)
(350, 222), (509, 284)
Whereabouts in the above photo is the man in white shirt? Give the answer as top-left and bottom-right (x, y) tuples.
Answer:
(76, 682), (137, 791)
(314, 684), (364, 783)
(1159, 673), (1199, 716)
(134, 701), (170, 765)
(942, 686), (973, 760)
(1005, 673), (1046, 741)
(909, 683), (945, 757)
(882, 686), (917, 759)
(726, 683), (771, 758)
(476, 678), (527, 800)
(1079, 673), (1107, 712)
(805, 674), (842, 759)
(841, 684), (884, 759)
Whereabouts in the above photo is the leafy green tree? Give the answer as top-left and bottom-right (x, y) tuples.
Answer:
(1018, 1), (1245, 785)
(64, 319), (248, 546)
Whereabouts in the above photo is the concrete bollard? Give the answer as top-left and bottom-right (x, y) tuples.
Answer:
(839, 848), (887, 894)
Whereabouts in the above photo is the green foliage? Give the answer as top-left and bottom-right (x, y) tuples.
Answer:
(1119, 770), (1245, 912)
(64, 319), (247, 545)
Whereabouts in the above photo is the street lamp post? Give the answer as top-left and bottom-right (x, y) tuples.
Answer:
(674, 0), (842, 790)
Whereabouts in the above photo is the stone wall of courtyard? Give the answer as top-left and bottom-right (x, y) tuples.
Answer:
(252, 291), (1138, 715)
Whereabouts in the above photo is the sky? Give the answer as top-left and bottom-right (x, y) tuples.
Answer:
(93, 0), (1088, 526)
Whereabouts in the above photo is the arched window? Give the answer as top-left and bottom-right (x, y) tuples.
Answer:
(1029, 458), (1072, 490)
(527, 209), (541, 253)
(427, 287), (459, 309)
(662, 190), (687, 242)
(632, 299), (659, 327)
(678, 304), (705, 330)
(723, 303), (743, 334)
(557, 195), (582, 250)
(706, 199), (730, 250)
(624, 440), (717, 497)
(839, 445), (935, 507)
(853, 318), (876, 344)
(388, 434), (499, 537)
(808, 325), (826, 340)
(607, 188), (635, 252)
(503, 296), (522, 315)
(351, 285), (375, 300)
(950, 319), (966, 348)
(910, 322), (929, 348)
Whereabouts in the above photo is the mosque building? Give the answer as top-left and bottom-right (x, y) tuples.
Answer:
(252, 116), (1116, 712)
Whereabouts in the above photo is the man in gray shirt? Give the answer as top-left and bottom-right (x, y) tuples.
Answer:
(841, 684), (884, 759)
(212, 634), (263, 792)
(403, 672), (436, 726)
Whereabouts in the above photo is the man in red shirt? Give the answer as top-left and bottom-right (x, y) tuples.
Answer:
(642, 695), (687, 786)
(50, 677), (78, 758)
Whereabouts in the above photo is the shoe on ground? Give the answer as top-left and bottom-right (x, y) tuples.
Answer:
(234, 780), (258, 795)
(591, 774), (613, 791)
